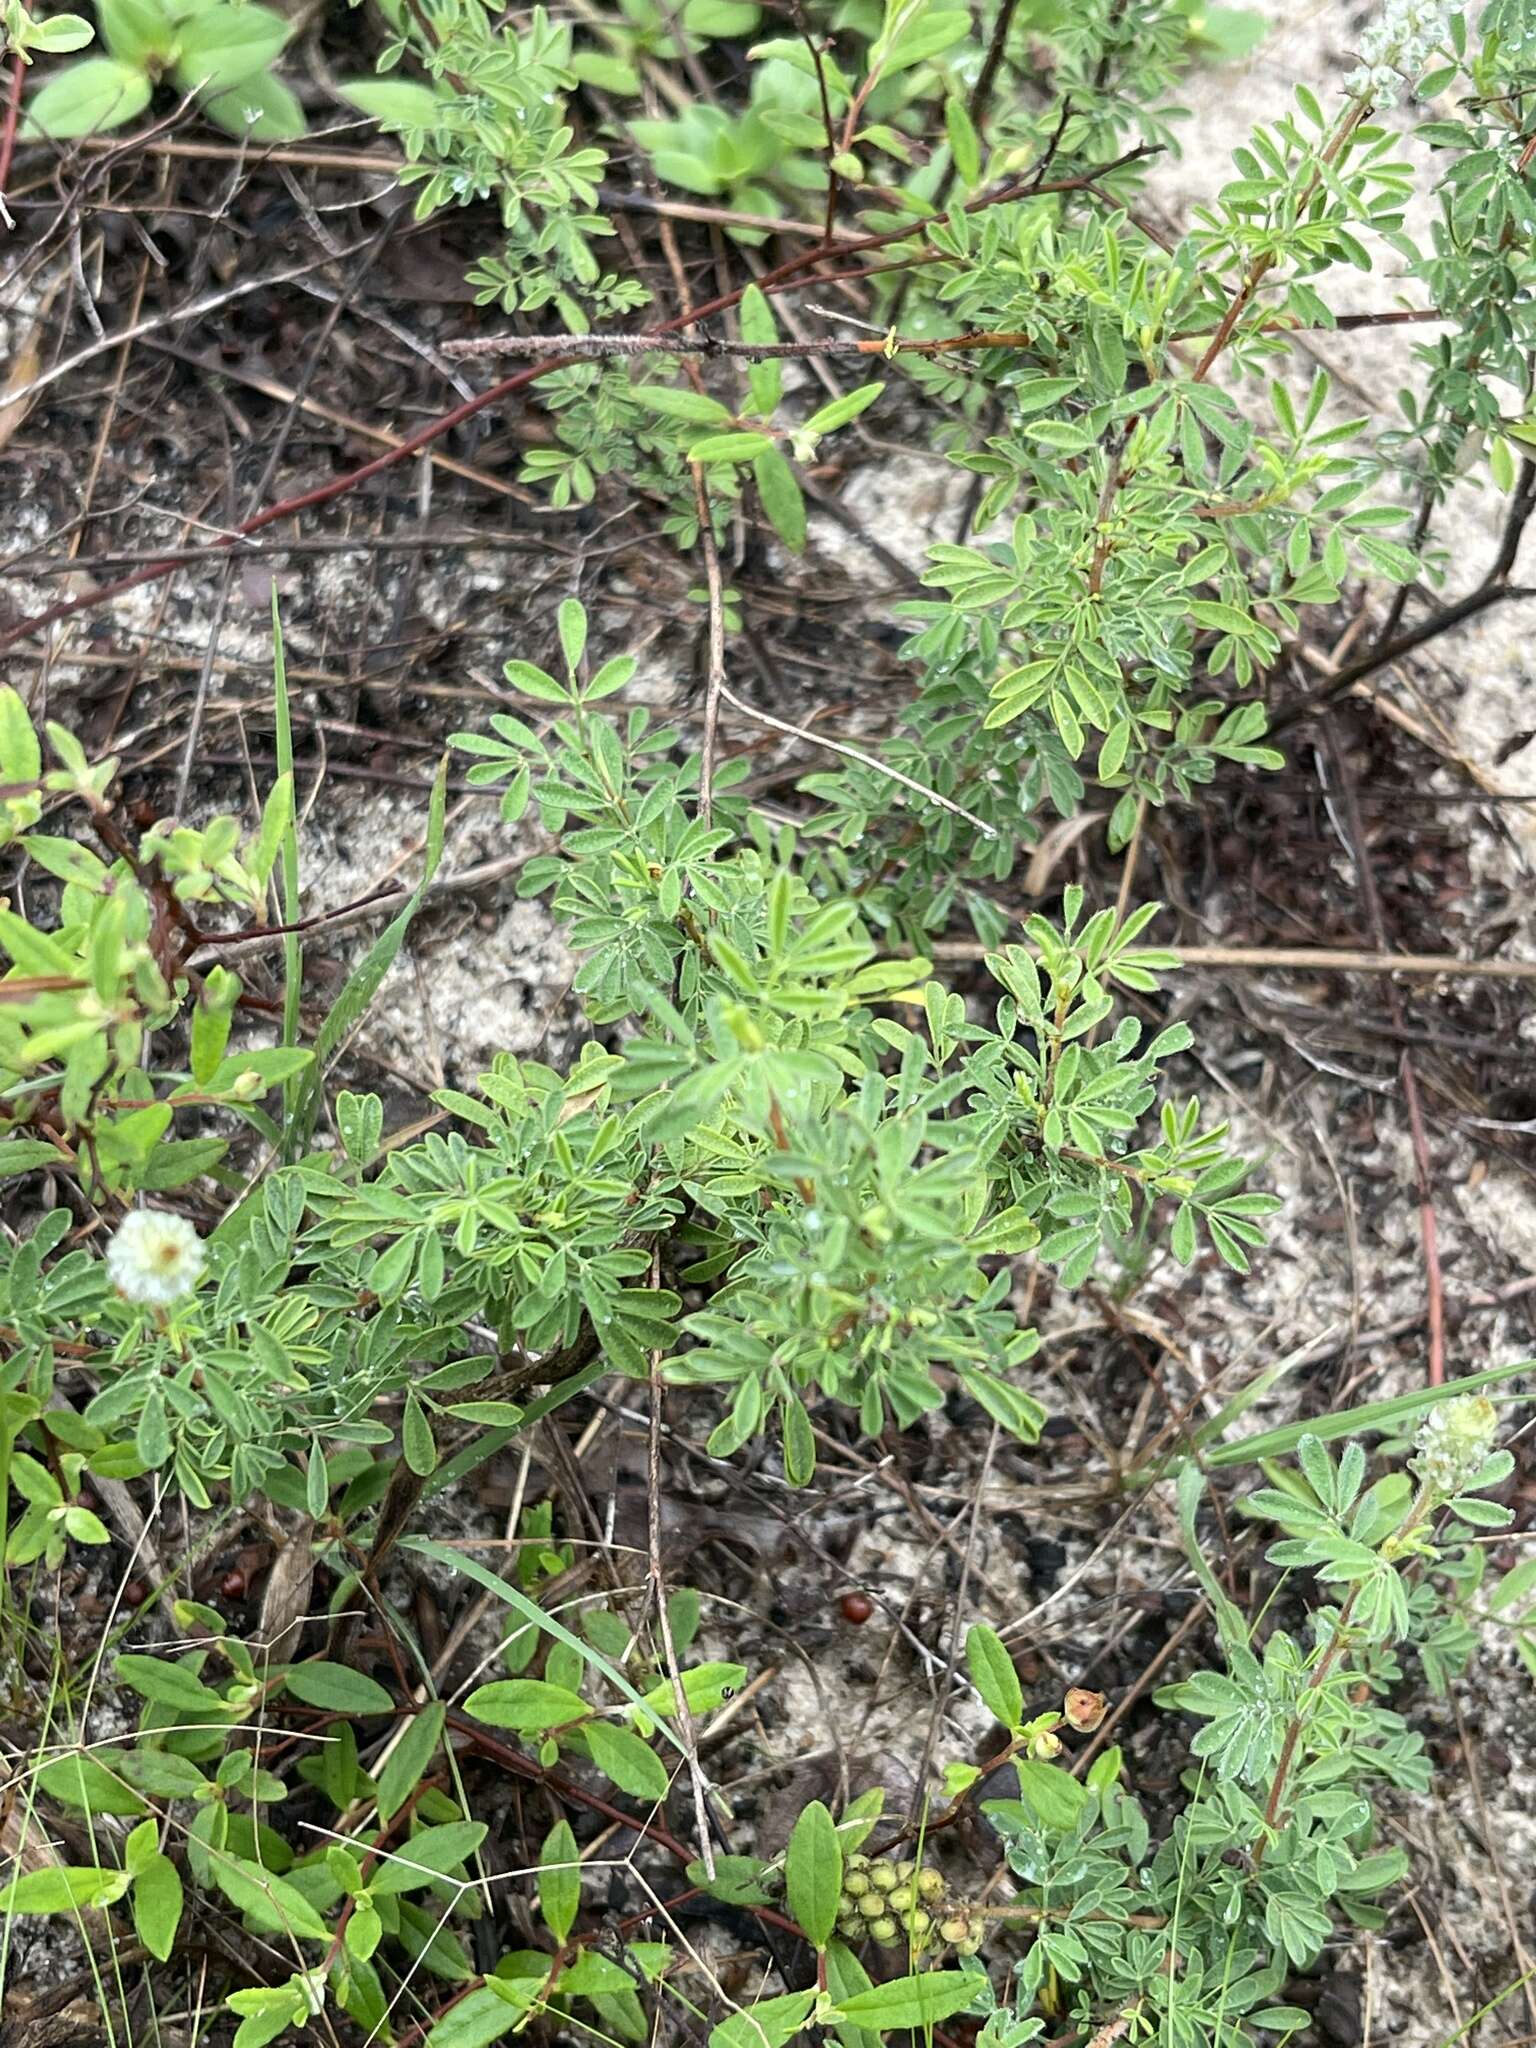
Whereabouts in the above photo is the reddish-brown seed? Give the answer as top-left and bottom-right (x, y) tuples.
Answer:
(840, 1591), (874, 1624)
(220, 1569), (247, 1601)
(123, 1579), (149, 1606)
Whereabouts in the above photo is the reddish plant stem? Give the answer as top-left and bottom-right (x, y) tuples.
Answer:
(0, 146), (1155, 653)
(0, 50), (23, 213)
(1191, 100), (1372, 383)
(1254, 1585), (1360, 1861)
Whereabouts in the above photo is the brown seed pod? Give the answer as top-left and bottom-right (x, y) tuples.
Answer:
(1063, 1686), (1108, 1733)
(840, 1590), (874, 1624)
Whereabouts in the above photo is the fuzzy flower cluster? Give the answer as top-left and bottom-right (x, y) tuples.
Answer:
(1345, 0), (1452, 105)
(105, 1209), (206, 1308)
(1411, 1394), (1499, 1499)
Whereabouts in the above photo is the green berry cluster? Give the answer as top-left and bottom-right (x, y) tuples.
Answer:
(834, 1852), (982, 1955)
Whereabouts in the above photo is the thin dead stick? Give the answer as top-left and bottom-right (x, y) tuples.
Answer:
(715, 679), (996, 836)
(61, 135), (871, 241)
(928, 939), (1536, 980)
(72, 131), (402, 174)
(443, 327), (1042, 363)
(692, 471), (727, 826)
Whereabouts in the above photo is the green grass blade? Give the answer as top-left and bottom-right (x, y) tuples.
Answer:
(1197, 1359), (1533, 1473)
(400, 1533), (690, 1760)
(269, 591), (304, 1146)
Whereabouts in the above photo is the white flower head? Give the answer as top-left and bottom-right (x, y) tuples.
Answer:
(106, 1209), (206, 1308)
(1411, 1394), (1499, 1498)
(1346, 0), (1452, 100)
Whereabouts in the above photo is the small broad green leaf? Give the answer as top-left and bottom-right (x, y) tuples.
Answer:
(402, 1391), (437, 1475)
(0, 1139), (69, 1177)
(965, 1622), (1022, 1730)
(24, 59), (152, 138)
(584, 654), (636, 702)
(201, 71), (306, 141)
(424, 1981), (537, 2048)
(0, 686), (42, 782)
(557, 598), (587, 675)
(538, 1819), (580, 1943)
(825, 1938), (879, 2048)
(799, 382), (883, 441)
(583, 1720), (670, 1801)
(781, 1396), (815, 1484)
(708, 1990), (817, 2048)
(684, 1853), (775, 1905)
(501, 660), (569, 704)
(831, 1971), (979, 2029)
(21, 12), (95, 50)
(464, 1679), (592, 1733)
(871, 8), (968, 74)
(283, 1662), (395, 1715)
(630, 386), (735, 426)
(131, 1853), (184, 1961)
(376, 1700), (446, 1822)
(98, 0), (174, 67)
(944, 94), (980, 184)
(35, 1754), (148, 1818)
(0, 1866), (131, 1913)
(753, 448), (806, 553)
(210, 1855), (330, 1940)
(172, 4), (291, 94)
(114, 1654), (226, 1715)
(1010, 1758), (1089, 1830)
(369, 1822), (487, 1896)
(740, 284), (781, 415)
(784, 1799), (841, 1948)
(633, 1662), (746, 1724)
(338, 77), (445, 128)
(688, 432), (774, 464)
